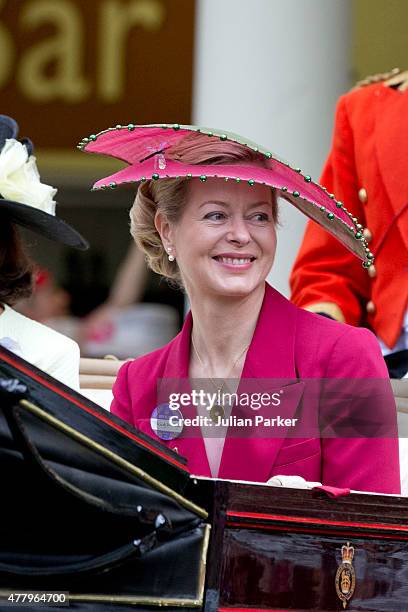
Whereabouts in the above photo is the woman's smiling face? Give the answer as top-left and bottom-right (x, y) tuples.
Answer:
(159, 177), (277, 300)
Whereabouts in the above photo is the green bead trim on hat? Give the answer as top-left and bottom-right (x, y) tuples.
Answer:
(96, 170), (374, 266)
(79, 123), (373, 266)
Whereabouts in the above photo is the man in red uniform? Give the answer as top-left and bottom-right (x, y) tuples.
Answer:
(290, 70), (408, 378)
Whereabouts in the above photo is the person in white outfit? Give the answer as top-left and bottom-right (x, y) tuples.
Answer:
(0, 114), (88, 389)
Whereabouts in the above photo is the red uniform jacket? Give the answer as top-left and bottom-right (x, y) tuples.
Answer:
(290, 82), (408, 349)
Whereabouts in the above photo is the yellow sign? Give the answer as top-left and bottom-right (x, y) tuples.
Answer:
(0, 0), (194, 153)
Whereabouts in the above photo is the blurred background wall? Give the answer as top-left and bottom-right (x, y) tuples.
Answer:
(353, 0), (408, 81)
(0, 0), (195, 319)
(1, 0), (407, 329)
(193, 0), (351, 295)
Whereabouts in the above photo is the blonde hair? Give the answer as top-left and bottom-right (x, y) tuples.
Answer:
(130, 133), (278, 283)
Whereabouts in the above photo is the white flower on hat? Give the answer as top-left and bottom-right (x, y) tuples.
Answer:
(0, 138), (57, 215)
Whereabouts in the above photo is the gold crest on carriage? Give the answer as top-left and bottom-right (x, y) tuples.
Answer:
(335, 542), (356, 609)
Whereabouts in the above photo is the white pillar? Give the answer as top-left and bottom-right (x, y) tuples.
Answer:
(193, 0), (352, 296)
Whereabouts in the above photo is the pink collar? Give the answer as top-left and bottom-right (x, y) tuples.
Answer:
(162, 283), (299, 380)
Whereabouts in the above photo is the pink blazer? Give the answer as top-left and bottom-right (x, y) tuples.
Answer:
(111, 283), (400, 494)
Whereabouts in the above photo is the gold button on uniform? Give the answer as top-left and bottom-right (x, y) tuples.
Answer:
(368, 264), (376, 278)
(358, 187), (368, 203)
(363, 228), (372, 242)
(366, 300), (376, 314)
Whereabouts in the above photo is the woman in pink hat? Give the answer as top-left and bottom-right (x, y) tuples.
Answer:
(82, 124), (400, 494)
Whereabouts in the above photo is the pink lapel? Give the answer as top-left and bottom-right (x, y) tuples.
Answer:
(160, 284), (304, 482)
(161, 312), (212, 477)
(219, 284), (304, 482)
(375, 86), (408, 250)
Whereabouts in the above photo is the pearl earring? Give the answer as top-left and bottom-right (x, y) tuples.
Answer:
(167, 247), (175, 262)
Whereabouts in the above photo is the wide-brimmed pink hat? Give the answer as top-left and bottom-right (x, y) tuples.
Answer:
(79, 123), (373, 266)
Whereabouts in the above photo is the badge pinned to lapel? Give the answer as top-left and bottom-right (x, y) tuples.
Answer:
(150, 403), (183, 440)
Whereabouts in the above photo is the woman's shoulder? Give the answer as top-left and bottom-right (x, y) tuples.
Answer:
(0, 305), (80, 388)
(296, 305), (377, 344)
(112, 333), (183, 417)
(264, 285), (381, 363)
(295, 305), (387, 377)
(1, 305), (79, 353)
(117, 332), (181, 381)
